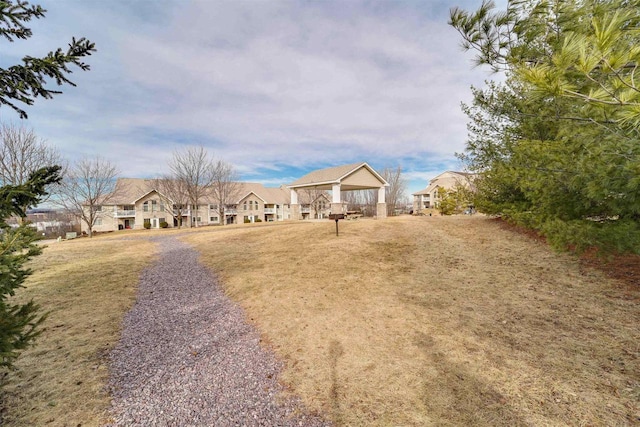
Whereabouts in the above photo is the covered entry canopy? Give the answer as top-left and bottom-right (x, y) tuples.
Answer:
(287, 162), (389, 219)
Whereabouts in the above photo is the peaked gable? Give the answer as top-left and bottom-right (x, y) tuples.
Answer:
(289, 162), (387, 189)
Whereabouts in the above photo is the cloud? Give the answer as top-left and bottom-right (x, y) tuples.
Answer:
(7, 0), (497, 195)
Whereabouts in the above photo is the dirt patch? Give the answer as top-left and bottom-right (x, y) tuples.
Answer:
(580, 251), (640, 289)
(493, 216), (640, 288)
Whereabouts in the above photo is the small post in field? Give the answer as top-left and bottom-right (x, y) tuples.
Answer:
(328, 214), (345, 236)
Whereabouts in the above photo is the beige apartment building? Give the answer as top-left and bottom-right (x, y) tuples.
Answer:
(412, 171), (475, 213)
(83, 178), (293, 233)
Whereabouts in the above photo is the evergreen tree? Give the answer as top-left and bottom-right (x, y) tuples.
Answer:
(0, 166), (61, 369)
(450, 0), (640, 254)
(0, 1), (94, 371)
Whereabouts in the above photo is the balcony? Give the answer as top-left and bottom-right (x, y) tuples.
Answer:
(225, 208), (237, 215)
(264, 208), (276, 214)
(301, 207), (310, 213)
(114, 210), (136, 217)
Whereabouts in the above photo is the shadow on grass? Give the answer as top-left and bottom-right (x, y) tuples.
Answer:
(328, 340), (344, 425)
(414, 332), (528, 427)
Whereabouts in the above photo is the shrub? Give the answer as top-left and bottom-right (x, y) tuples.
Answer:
(244, 218), (251, 223)
(159, 221), (168, 228)
(143, 221), (151, 229)
(255, 218), (262, 222)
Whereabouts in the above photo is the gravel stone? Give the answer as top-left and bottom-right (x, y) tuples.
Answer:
(106, 236), (329, 426)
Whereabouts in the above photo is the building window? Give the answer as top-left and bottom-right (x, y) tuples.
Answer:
(243, 201), (247, 211)
(159, 217), (165, 225)
(210, 216), (218, 222)
(197, 217), (201, 222)
(143, 201), (149, 212)
(160, 202), (165, 212)
(144, 218), (151, 227)
(95, 218), (102, 226)
(151, 200), (158, 212)
(96, 205), (102, 212)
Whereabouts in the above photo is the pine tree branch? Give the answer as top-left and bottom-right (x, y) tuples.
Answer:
(1, 37), (96, 118)
(0, 0), (45, 42)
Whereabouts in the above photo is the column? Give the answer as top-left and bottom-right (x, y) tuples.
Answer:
(331, 183), (343, 214)
(376, 186), (387, 219)
(290, 189), (300, 220)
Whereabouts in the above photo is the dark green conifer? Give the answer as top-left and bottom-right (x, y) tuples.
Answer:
(450, 0), (640, 254)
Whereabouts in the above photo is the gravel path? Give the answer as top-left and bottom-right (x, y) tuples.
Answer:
(106, 236), (329, 426)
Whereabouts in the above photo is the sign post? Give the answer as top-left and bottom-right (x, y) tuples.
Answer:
(328, 214), (345, 236)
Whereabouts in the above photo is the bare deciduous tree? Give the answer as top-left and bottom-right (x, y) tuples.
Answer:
(153, 176), (190, 228)
(169, 146), (216, 227)
(382, 166), (407, 216)
(210, 159), (241, 225)
(56, 156), (119, 237)
(0, 122), (65, 211)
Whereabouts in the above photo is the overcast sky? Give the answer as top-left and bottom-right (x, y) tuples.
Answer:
(0, 0), (501, 195)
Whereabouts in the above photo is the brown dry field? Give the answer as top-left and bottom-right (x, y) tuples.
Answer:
(0, 216), (638, 426)
(184, 215), (640, 426)
(0, 235), (156, 427)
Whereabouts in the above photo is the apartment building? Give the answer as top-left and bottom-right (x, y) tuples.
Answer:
(82, 178), (293, 233)
(412, 171), (475, 213)
(81, 163), (390, 234)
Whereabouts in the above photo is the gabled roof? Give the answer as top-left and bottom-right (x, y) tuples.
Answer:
(289, 163), (363, 187)
(412, 171), (475, 196)
(131, 189), (173, 205)
(296, 189), (331, 204)
(108, 178), (157, 204)
(288, 162), (388, 190)
(100, 178), (291, 206)
(237, 190), (267, 204)
(232, 183), (290, 205)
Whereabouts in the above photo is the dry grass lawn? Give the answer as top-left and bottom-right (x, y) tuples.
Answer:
(0, 234), (156, 427)
(184, 216), (640, 426)
(1, 217), (637, 426)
